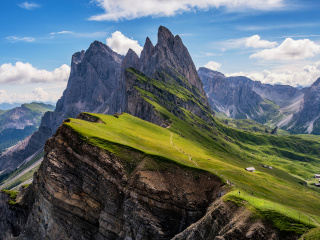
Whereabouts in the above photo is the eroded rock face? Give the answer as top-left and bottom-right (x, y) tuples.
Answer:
(0, 185), (35, 240)
(21, 123), (222, 240)
(173, 199), (299, 240)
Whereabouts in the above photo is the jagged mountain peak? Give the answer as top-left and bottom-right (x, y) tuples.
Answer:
(123, 48), (140, 70)
(157, 26), (175, 47)
(85, 40), (123, 61)
(125, 48), (139, 59)
(140, 26), (207, 98)
(144, 36), (154, 48)
(140, 37), (155, 68)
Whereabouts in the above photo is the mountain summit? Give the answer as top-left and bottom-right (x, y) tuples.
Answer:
(0, 26), (212, 175)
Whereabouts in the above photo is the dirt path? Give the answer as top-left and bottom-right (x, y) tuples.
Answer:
(170, 133), (198, 166)
(0, 157), (43, 190)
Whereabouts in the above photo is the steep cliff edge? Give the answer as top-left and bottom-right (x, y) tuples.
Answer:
(18, 113), (223, 239)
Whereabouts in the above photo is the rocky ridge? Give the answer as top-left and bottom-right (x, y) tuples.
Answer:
(0, 26), (212, 175)
(198, 67), (305, 127)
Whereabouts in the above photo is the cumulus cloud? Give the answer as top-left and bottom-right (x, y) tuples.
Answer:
(245, 35), (278, 49)
(250, 38), (320, 61)
(217, 35), (277, 51)
(31, 88), (60, 102)
(90, 0), (284, 21)
(0, 62), (70, 84)
(6, 36), (35, 42)
(0, 88), (61, 104)
(226, 61), (320, 87)
(106, 31), (143, 56)
(18, 2), (40, 10)
(204, 61), (221, 71)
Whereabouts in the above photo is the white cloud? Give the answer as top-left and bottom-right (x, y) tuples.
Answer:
(0, 90), (7, 102)
(204, 61), (221, 71)
(48, 30), (107, 39)
(6, 36), (35, 42)
(106, 31), (143, 56)
(226, 61), (320, 87)
(18, 2), (40, 10)
(216, 35), (277, 51)
(49, 31), (74, 35)
(245, 35), (278, 49)
(90, 0), (284, 21)
(250, 38), (320, 61)
(0, 62), (70, 84)
(31, 88), (58, 102)
(0, 88), (61, 104)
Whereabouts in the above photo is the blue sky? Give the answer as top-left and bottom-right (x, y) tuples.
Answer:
(1, 0), (320, 103)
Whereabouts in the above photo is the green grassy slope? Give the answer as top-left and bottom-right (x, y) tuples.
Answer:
(62, 68), (320, 236)
(65, 111), (320, 235)
(22, 102), (55, 113)
(299, 227), (320, 240)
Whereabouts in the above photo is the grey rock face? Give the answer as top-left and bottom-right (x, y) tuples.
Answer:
(140, 27), (208, 105)
(287, 78), (320, 134)
(0, 189), (34, 240)
(198, 67), (304, 125)
(199, 67), (269, 122)
(0, 42), (125, 174)
(56, 41), (124, 116)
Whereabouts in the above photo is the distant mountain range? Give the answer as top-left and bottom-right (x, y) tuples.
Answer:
(0, 102), (55, 111)
(198, 67), (320, 134)
(0, 102), (54, 154)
